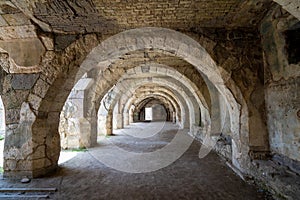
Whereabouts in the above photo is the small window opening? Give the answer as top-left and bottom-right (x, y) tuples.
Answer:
(285, 22), (300, 64)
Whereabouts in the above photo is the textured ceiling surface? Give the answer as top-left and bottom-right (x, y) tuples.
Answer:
(0, 0), (274, 34)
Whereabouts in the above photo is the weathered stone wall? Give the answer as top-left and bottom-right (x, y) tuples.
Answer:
(261, 6), (300, 163)
(0, 29), (99, 177)
(0, 56), (41, 178)
(59, 76), (96, 149)
(53, 26), (268, 175)
(0, 6), (51, 177)
(0, 3), (46, 73)
(266, 78), (300, 162)
(32, 0), (273, 34)
(59, 101), (83, 149)
(273, 0), (300, 20)
(148, 103), (167, 122)
(1, 25), (269, 178)
(0, 3), (298, 199)
(121, 88), (179, 126)
(187, 27), (270, 161)
(0, 2), (290, 180)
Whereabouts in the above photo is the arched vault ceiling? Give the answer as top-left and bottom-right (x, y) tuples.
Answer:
(107, 77), (195, 112)
(2, 0), (275, 34)
(122, 87), (180, 112)
(122, 86), (181, 115)
(86, 49), (211, 111)
(134, 96), (173, 111)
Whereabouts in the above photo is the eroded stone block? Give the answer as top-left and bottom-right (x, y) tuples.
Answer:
(11, 74), (39, 90)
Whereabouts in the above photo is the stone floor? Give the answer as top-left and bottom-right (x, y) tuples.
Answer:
(0, 122), (272, 199)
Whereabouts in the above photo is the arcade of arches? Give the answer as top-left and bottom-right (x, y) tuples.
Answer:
(0, 0), (299, 199)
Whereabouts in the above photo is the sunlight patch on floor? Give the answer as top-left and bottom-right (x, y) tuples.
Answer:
(58, 151), (78, 164)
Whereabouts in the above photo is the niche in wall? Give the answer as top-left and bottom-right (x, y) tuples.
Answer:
(284, 22), (300, 64)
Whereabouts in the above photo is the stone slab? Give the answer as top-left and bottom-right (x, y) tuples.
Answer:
(11, 74), (39, 90)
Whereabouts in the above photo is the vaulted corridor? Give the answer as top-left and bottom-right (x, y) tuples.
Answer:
(0, 0), (300, 199)
(1, 122), (271, 199)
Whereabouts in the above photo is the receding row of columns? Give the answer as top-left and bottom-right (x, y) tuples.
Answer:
(1, 27), (263, 178)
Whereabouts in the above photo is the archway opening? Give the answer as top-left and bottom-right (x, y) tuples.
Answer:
(136, 98), (168, 122)
(3, 27), (249, 178)
(145, 107), (153, 121)
(79, 28), (247, 159)
(58, 75), (95, 164)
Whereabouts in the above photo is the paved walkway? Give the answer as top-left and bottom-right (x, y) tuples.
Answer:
(0, 122), (272, 199)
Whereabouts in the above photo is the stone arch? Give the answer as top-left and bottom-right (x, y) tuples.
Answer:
(98, 91), (178, 134)
(105, 80), (197, 130)
(128, 90), (177, 113)
(133, 97), (171, 122)
(87, 61), (208, 124)
(97, 63), (209, 136)
(121, 63), (209, 109)
(99, 86), (182, 136)
(103, 78), (193, 135)
(79, 27), (249, 172)
(116, 63), (211, 130)
(2, 27), (250, 177)
(2, 34), (99, 177)
(134, 96), (174, 113)
(123, 93), (176, 124)
(110, 94), (174, 131)
(97, 87), (180, 135)
(123, 90), (180, 126)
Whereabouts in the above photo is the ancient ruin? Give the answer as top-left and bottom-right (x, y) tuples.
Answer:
(0, 0), (299, 199)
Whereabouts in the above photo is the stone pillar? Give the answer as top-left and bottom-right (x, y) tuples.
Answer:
(207, 81), (223, 136)
(124, 113), (129, 126)
(60, 97), (86, 149)
(129, 107), (134, 123)
(106, 114), (113, 135)
(98, 101), (108, 135)
(183, 110), (190, 129)
(152, 104), (167, 121)
(59, 78), (96, 149)
(4, 103), (36, 178)
(172, 112), (176, 123)
(2, 71), (60, 178)
(88, 117), (98, 147)
(116, 114), (123, 129)
(4, 102), (60, 178)
(129, 113), (134, 123)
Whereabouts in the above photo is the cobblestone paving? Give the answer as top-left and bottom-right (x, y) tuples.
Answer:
(0, 122), (272, 200)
